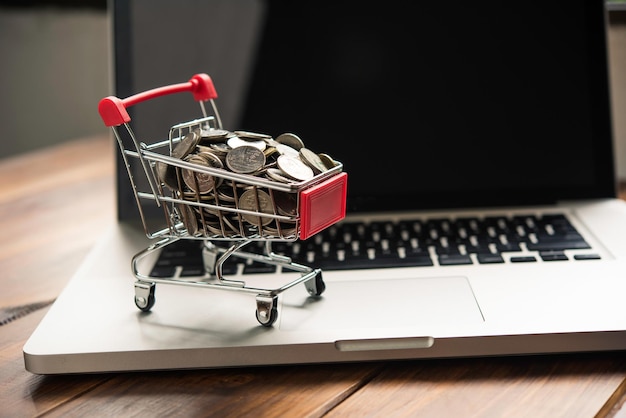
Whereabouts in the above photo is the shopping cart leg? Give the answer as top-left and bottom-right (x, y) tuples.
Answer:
(201, 241), (218, 275)
(134, 281), (156, 312)
(255, 294), (278, 327)
(215, 240), (251, 286)
(304, 269), (326, 297)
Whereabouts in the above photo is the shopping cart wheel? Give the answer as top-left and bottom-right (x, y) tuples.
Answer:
(134, 281), (156, 312)
(305, 269), (326, 297)
(255, 295), (278, 327)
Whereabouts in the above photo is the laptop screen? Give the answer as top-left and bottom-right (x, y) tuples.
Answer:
(112, 0), (614, 219)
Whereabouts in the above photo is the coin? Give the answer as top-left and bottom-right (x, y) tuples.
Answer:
(234, 130), (272, 141)
(156, 161), (179, 190)
(197, 150), (225, 169)
(227, 135), (266, 151)
(196, 144), (226, 160)
(222, 215), (242, 235)
(183, 190), (215, 201)
(263, 146), (280, 159)
(277, 154), (314, 181)
(238, 189), (274, 226)
(226, 145), (266, 174)
(266, 167), (295, 183)
(204, 222), (224, 236)
(177, 203), (198, 236)
(318, 153), (339, 169)
(275, 133), (305, 151)
(273, 191), (298, 217)
(215, 185), (237, 203)
(277, 142), (300, 157)
(158, 131), (200, 191)
(298, 147), (327, 174)
(199, 128), (230, 142)
(209, 143), (231, 158)
(182, 153), (223, 193)
(172, 131), (200, 159)
(263, 223), (298, 238)
(202, 206), (223, 218)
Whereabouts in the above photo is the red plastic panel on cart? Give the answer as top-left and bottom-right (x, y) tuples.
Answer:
(299, 172), (347, 240)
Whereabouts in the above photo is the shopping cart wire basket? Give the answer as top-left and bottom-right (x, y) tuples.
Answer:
(98, 73), (347, 326)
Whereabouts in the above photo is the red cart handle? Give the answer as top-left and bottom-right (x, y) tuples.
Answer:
(98, 73), (218, 127)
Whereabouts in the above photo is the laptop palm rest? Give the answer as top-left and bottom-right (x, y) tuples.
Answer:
(279, 276), (484, 332)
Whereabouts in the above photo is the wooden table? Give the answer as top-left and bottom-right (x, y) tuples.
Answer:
(2, 135), (626, 417)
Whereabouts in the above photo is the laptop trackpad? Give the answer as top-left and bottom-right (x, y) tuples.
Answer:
(279, 275), (484, 331)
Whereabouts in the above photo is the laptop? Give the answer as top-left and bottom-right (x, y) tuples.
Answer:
(24, 0), (626, 374)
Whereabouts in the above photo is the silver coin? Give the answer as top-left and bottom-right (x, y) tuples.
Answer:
(196, 145), (226, 161)
(197, 150), (226, 169)
(197, 151), (226, 186)
(172, 131), (200, 159)
(199, 128), (230, 143)
(202, 206), (222, 217)
(159, 132), (200, 191)
(234, 130), (272, 140)
(215, 185), (237, 203)
(204, 222), (224, 236)
(226, 145), (266, 174)
(299, 147), (327, 174)
(263, 224), (298, 239)
(273, 191), (298, 217)
(275, 132), (305, 150)
(318, 153), (339, 169)
(273, 142), (300, 157)
(222, 215), (242, 236)
(209, 143), (231, 158)
(182, 153), (223, 193)
(227, 135), (266, 151)
(182, 190), (215, 201)
(277, 154), (314, 181)
(266, 167), (295, 183)
(156, 162), (179, 190)
(177, 203), (198, 236)
(238, 189), (274, 226)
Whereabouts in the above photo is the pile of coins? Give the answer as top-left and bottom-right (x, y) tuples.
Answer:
(155, 127), (340, 239)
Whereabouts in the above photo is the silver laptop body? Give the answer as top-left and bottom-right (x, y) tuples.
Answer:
(24, 0), (626, 374)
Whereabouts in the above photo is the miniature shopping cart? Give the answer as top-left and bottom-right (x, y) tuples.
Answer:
(98, 73), (347, 326)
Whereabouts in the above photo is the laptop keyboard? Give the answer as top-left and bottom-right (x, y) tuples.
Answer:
(150, 213), (602, 277)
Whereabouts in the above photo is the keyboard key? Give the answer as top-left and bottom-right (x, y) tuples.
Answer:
(539, 251), (568, 261)
(438, 254), (473, 265)
(573, 253), (601, 260)
(510, 256), (537, 263)
(495, 241), (522, 252)
(477, 253), (505, 264)
(526, 239), (590, 251)
(404, 255), (435, 267)
(314, 255), (433, 270)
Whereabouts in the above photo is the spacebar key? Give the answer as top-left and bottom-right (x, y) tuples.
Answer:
(316, 256), (434, 270)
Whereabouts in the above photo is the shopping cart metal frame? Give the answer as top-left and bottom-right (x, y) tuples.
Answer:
(98, 73), (347, 326)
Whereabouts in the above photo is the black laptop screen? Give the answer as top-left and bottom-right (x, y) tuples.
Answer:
(113, 0), (615, 218)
